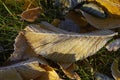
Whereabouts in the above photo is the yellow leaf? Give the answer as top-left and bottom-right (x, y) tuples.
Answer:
(80, 0), (120, 29)
(95, 0), (120, 18)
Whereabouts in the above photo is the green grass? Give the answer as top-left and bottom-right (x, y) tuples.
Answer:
(0, 0), (120, 80)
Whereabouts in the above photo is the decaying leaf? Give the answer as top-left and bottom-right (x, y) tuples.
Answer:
(0, 58), (61, 80)
(20, 7), (43, 22)
(21, 22), (117, 63)
(106, 39), (120, 51)
(111, 58), (120, 80)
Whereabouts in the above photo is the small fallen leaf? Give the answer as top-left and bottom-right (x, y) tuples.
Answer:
(106, 39), (120, 51)
(20, 7), (43, 22)
(111, 58), (120, 80)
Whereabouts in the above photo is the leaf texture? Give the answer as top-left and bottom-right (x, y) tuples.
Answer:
(22, 22), (117, 63)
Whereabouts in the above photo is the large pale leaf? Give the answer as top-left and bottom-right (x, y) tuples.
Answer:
(21, 22), (117, 63)
(0, 58), (60, 80)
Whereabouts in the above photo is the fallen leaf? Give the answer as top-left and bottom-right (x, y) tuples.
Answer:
(0, 58), (61, 80)
(106, 39), (120, 51)
(111, 58), (120, 80)
(20, 7), (43, 22)
(82, 12), (120, 29)
(21, 23), (117, 63)
(95, 0), (120, 18)
(78, 0), (120, 29)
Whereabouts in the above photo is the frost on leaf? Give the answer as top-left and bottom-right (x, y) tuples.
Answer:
(22, 23), (117, 63)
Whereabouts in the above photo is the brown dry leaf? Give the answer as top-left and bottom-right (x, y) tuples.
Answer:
(21, 22), (117, 63)
(59, 63), (81, 80)
(111, 58), (120, 80)
(106, 39), (120, 51)
(0, 58), (61, 80)
(20, 7), (43, 22)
